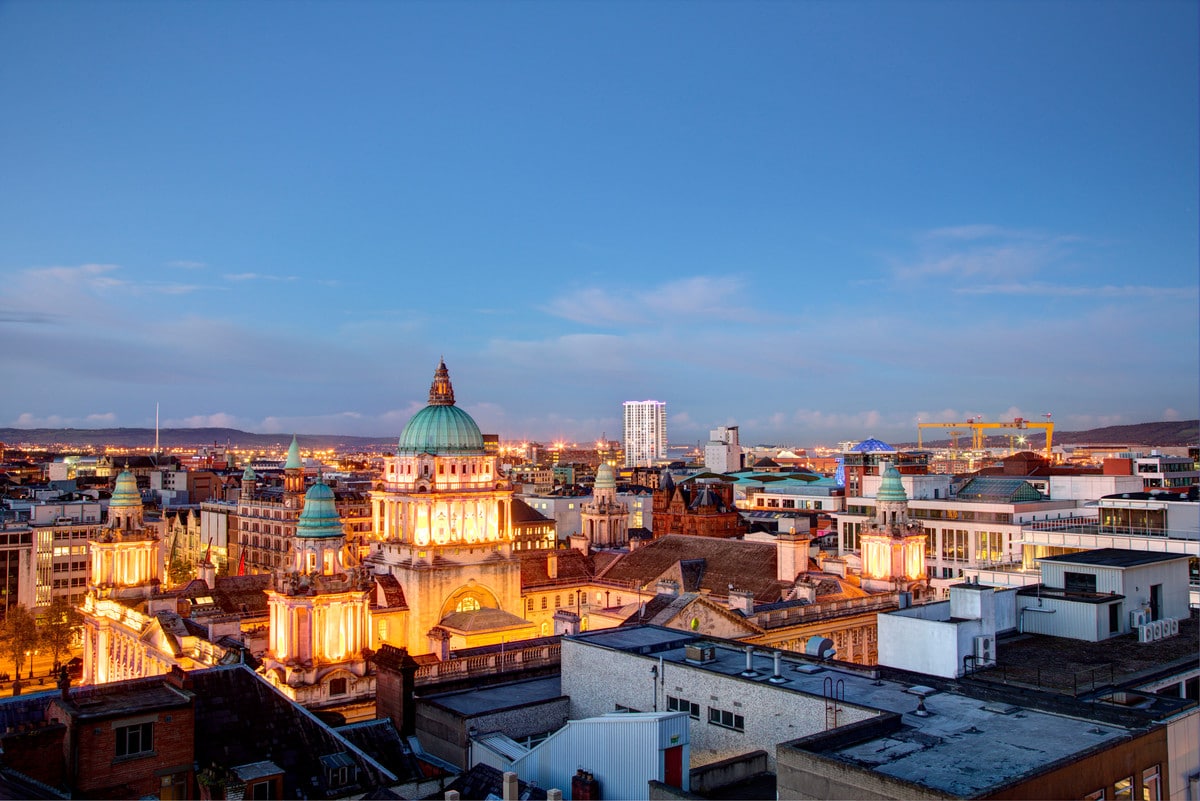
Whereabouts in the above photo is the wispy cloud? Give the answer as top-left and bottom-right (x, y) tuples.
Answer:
(542, 275), (749, 326)
(167, 260), (207, 270)
(224, 273), (299, 282)
(953, 282), (1198, 298)
(893, 225), (1081, 282)
(14, 411), (118, 427)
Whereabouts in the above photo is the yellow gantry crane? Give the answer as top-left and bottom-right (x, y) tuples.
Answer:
(917, 416), (1054, 459)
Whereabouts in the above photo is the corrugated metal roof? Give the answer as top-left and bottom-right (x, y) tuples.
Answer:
(475, 732), (530, 761)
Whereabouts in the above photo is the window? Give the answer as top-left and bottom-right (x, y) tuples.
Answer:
(1083, 791), (1105, 801)
(329, 678), (347, 696)
(115, 721), (153, 757)
(707, 707), (744, 732)
(1115, 777), (1133, 800)
(250, 780), (276, 800)
(666, 695), (700, 719)
(541, 597), (547, 610)
(1142, 765), (1161, 801)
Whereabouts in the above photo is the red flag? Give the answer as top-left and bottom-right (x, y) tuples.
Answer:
(203, 538), (211, 565)
(238, 548), (246, 576)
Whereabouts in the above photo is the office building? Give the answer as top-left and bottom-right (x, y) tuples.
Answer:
(623, 400), (667, 468)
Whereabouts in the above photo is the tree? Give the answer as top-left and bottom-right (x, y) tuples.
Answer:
(168, 555), (197, 586)
(39, 596), (82, 671)
(0, 605), (39, 681)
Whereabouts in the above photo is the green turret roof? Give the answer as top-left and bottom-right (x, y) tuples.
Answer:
(296, 481), (343, 539)
(242, 465), (257, 482)
(110, 470), (142, 508)
(285, 435), (302, 470)
(876, 463), (908, 503)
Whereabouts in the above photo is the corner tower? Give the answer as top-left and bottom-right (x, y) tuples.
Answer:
(262, 479), (374, 708)
(860, 462), (928, 595)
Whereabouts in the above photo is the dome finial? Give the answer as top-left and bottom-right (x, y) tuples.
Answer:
(428, 359), (456, 406)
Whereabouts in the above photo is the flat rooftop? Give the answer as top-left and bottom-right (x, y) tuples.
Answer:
(422, 675), (563, 717)
(1038, 548), (1191, 568)
(571, 625), (1196, 798)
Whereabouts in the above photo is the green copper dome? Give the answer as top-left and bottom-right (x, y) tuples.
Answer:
(242, 465), (257, 482)
(296, 481), (343, 539)
(110, 470), (142, 508)
(397, 360), (485, 455)
(876, 463), (908, 503)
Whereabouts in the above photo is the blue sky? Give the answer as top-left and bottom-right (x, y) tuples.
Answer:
(1, 0), (1196, 447)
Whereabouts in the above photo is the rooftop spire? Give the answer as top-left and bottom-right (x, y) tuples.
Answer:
(285, 434), (302, 469)
(428, 358), (456, 406)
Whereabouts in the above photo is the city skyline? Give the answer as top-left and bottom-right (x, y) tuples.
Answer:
(1, 2), (1196, 446)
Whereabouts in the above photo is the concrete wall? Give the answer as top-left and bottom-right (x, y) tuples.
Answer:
(776, 719), (953, 801)
(688, 750), (769, 795)
(877, 606), (964, 678)
(561, 639), (879, 772)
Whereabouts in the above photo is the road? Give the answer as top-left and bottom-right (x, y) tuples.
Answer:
(0, 645), (82, 697)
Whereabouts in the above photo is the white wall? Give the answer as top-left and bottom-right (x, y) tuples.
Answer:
(877, 606), (964, 678)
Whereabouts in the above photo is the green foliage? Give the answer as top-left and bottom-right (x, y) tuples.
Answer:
(168, 555), (197, 586)
(40, 596), (82, 670)
(0, 605), (39, 679)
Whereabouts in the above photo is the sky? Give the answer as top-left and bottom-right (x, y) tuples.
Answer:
(1, 1), (1196, 448)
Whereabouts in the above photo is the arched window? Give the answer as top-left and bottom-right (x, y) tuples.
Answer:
(456, 595), (480, 612)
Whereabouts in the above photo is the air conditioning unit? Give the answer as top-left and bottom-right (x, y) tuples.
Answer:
(1168, 618), (1179, 636)
(974, 635), (995, 664)
(1129, 609), (1150, 629)
(1138, 625), (1155, 644)
(1151, 620), (1165, 639)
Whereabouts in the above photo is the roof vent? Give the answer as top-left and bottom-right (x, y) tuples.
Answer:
(684, 643), (716, 664)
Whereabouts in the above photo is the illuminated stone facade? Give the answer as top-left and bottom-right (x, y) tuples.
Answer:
(80, 471), (165, 685)
(260, 480), (375, 707)
(368, 361), (533, 655)
(859, 462), (928, 596)
(579, 463), (629, 548)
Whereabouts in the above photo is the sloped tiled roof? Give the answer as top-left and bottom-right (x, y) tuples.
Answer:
(511, 497), (553, 523)
(335, 719), (432, 784)
(190, 665), (394, 797)
(373, 574), (408, 610)
(520, 548), (594, 588)
(438, 607), (535, 633)
(596, 535), (788, 602)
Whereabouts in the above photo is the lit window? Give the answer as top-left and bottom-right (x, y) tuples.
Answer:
(1115, 777), (1133, 800)
(456, 596), (480, 612)
(1142, 766), (1161, 801)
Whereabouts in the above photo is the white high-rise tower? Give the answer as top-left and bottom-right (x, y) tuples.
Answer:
(623, 400), (667, 467)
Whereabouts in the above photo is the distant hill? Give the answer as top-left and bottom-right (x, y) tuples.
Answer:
(899, 420), (1198, 450)
(0, 427), (396, 450)
(1, 420), (1195, 452)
